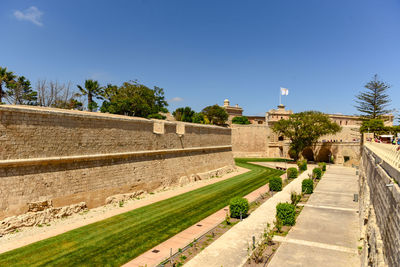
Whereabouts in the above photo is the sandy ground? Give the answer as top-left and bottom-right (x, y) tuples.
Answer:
(0, 167), (249, 254)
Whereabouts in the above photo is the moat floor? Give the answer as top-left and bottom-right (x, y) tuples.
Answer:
(0, 167), (249, 254)
(269, 165), (360, 267)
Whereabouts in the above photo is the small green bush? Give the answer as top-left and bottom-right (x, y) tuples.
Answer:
(313, 167), (322, 179)
(297, 160), (307, 172)
(287, 168), (298, 178)
(318, 162), (326, 171)
(276, 203), (296, 226)
(302, 179), (314, 194)
(269, 177), (283, 191)
(229, 197), (249, 218)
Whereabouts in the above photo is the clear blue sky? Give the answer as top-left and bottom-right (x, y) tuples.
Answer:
(1, 0), (399, 118)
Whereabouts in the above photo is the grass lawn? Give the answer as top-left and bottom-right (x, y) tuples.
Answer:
(0, 158), (284, 267)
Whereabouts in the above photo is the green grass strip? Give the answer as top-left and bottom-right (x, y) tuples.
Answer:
(0, 158), (283, 267)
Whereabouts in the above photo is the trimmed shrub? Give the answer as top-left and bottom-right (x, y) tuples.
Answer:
(276, 203), (296, 226)
(313, 167), (322, 179)
(318, 162), (327, 171)
(297, 160), (307, 172)
(302, 179), (314, 194)
(287, 168), (298, 178)
(269, 177), (283, 192)
(229, 197), (249, 218)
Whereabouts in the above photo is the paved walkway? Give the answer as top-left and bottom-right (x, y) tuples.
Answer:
(184, 167), (312, 267)
(269, 165), (360, 267)
(124, 172), (281, 267)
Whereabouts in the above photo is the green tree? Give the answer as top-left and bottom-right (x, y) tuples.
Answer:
(0, 67), (16, 104)
(102, 84), (118, 101)
(359, 119), (385, 134)
(173, 107), (196, 122)
(201, 105), (228, 125)
(192, 112), (207, 124)
(77, 79), (103, 112)
(232, 116), (250, 124)
(355, 75), (392, 119)
(272, 111), (341, 160)
(6, 76), (37, 105)
(100, 81), (168, 118)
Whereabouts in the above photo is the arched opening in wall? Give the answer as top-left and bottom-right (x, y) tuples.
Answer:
(278, 136), (284, 141)
(302, 147), (314, 161)
(316, 147), (332, 162)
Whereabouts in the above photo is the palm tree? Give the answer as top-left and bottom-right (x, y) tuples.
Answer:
(0, 67), (16, 104)
(77, 79), (103, 111)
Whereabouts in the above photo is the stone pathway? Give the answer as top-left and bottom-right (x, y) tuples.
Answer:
(268, 165), (360, 267)
(124, 174), (279, 267)
(184, 167), (312, 267)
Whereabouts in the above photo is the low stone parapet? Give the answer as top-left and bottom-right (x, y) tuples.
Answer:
(359, 145), (400, 267)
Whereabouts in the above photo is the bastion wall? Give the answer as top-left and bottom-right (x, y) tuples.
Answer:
(231, 124), (270, 157)
(0, 105), (234, 220)
(359, 146), (400, 267)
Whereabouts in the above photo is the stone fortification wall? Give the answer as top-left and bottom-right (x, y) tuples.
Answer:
(231, 124), (269, 157)
(359, 145), (400, 267)
(0, 105), (234, 220)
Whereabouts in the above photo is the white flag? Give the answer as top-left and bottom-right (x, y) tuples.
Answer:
(280, 87), (289, 96)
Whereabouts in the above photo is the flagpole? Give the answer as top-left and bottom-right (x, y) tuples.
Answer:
(279, 89), (281, 105)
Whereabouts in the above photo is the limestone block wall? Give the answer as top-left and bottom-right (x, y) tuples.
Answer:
(0, 105), (234, 220)
(359, 146), (400, 267)
(231, 124), (269, 157)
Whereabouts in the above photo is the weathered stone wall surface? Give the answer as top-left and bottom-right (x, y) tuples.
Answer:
(0, 105), (234, 219)
(231, 123), (360, 164)
(359, 146), (400, 267)
(231, 124), (269, 157)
